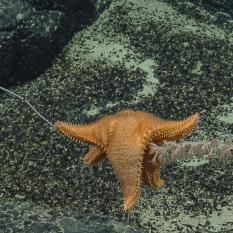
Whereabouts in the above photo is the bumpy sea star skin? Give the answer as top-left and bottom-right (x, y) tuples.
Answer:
(55, 109), (199, 211)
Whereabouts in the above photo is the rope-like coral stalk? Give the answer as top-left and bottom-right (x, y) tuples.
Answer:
(149, 139), (233, 165)
(0, 86), (55, 130)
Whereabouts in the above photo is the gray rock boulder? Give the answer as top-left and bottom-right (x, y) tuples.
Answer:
(0, 200), (145, 233)
(0, 0), (96, 87)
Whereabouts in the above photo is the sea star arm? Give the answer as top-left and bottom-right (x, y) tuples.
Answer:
(54, 116), (111, 149)
(107, 143), (144, 211)
(83, 146), (105, 166)
(142, 150), (164, 188)
(141, 113), (199, 188)
(152, 113), (199, 143)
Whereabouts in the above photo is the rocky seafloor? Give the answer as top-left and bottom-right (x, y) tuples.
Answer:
(0, 0), (233, 232)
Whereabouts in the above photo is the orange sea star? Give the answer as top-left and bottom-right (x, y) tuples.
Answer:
(55, 109), (199, 211)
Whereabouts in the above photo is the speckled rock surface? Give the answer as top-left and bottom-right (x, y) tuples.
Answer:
(0, 0), (233, 232)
